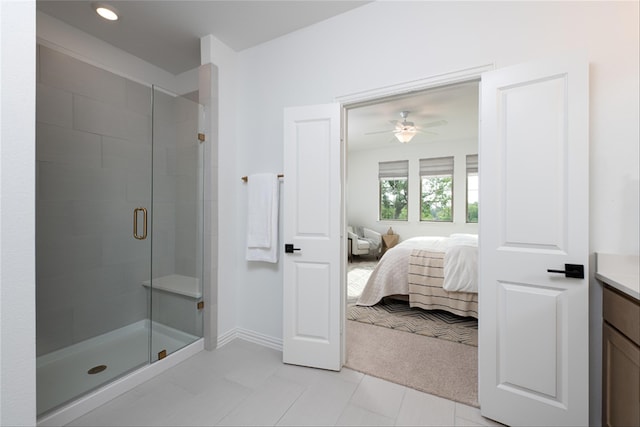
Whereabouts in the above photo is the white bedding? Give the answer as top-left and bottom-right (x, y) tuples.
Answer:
(443, 234), (478, 293)
(356, 234), (478, 306)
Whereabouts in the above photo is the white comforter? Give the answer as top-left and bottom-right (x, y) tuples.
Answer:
(356, 234), (478, 306)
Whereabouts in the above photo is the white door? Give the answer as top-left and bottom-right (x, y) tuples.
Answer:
(479, 53), (589, 426)
(282, 103), (342, 371)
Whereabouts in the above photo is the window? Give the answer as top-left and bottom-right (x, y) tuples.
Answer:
(379, 160), (408, 221)
(420, 157), (453, 222)
(466, 154), (478, 223)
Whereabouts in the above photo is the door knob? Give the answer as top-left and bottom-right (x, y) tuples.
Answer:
(547, 263), (584, 279)
(284, 244), (301, 253)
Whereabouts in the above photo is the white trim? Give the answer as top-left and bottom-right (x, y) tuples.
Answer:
(237, 328), (283, 351)
(217, 328), (283, 352)
(37, 339), (204, 427)
(336, 64), (494, 107)
(216, 328), (238, 348)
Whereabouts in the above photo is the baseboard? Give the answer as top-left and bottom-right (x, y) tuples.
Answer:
(216, 328), (237, 348)
(217, 327), (283, 352)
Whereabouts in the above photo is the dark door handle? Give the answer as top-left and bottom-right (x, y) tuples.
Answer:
(547, 263), (584, 279)
(284, 244), (301, 254)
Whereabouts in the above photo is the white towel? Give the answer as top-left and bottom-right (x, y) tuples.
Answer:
(246, 173), (279, 263)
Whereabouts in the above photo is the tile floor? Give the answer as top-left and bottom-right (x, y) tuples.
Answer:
(68, 339), (503, 426)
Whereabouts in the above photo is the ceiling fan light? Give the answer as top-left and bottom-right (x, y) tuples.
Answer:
(395, 129), (416, 143)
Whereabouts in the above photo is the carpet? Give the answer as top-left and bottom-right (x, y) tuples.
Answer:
(346, 320), (479, 408)
(347, 298), (478, 346)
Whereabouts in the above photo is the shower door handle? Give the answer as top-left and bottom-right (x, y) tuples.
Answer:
(133, 207), (148, 240)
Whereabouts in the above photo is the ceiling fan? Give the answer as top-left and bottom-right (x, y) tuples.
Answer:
(366, 111), (447, 143)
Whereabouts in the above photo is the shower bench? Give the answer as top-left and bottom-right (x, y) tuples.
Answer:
(141, 274), (203, 338)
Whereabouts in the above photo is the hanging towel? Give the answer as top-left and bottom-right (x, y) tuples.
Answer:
(246, 173), (279, 263)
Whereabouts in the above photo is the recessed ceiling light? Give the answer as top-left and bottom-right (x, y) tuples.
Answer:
(93, 3), (119, 21)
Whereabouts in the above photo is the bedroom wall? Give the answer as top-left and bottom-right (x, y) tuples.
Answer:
(347, 138), (479, 241)
(225, 2), (638, 425)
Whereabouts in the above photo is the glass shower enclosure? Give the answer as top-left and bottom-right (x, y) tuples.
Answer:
(35, 45), (204, 416)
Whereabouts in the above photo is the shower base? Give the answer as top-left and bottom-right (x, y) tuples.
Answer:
(37, 320), (199, 418)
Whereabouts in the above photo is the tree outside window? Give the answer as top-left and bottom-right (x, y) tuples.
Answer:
(466, 154), (478, 223)
(421, 175), (452, 221)
(380, 178), (408, 220)
(420, 157), (454, 222)
(379, 160), (408, 221)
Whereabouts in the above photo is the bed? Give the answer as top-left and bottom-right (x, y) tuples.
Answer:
(356, 234), (479, 318)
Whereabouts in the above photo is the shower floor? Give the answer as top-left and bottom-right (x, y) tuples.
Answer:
(37, 320), (198, 416)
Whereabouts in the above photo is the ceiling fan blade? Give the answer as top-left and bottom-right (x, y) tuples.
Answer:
(416, 129), (439, 135)
(420, 119), (448, 129)
(365, 129), (393, 135)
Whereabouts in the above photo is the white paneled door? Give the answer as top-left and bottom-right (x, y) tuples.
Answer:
(282, 103), (342, 371)
(479, 54), (589, 426)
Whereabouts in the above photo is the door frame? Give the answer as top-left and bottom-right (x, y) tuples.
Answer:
(335, 63), (494, 365)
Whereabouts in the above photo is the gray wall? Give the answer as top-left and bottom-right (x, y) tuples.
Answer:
(36, 45), (203, 355)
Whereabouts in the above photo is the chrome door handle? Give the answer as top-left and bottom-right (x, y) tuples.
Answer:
(133, 207), (148, 240)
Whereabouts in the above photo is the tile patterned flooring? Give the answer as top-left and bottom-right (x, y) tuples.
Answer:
(68, 339), (502, 426)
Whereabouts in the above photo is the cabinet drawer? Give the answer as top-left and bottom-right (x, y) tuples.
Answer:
(604, 286), (640, 347)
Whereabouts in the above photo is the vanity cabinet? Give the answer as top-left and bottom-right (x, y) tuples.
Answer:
(602, 285), (640, 427)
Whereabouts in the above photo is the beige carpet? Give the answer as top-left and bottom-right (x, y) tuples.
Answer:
(345, 320), (479, 408)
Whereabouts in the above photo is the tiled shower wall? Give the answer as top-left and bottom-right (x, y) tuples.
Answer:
(36, 45), (204, 355)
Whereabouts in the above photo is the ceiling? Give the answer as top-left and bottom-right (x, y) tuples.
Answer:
(37, 1), (479, 149)
(36, 0), (370, 75)
(347, 81), (480, 152)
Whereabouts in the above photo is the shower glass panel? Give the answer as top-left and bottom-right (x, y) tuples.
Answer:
(149, 86), (204, 361)
(35, 46), (204, 417)
(35, 45), (153, 415)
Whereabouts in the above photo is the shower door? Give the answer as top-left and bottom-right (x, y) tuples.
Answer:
(149, 86), (204, 361)
(36, 46), (204, 417)
(35, 46), (155, 416)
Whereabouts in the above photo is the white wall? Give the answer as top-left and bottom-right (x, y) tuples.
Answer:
(0, 1), (37, 425)
(348, 139), (479, 240)
(225, 2), (639, 425)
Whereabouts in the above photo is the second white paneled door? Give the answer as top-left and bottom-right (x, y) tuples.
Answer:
(282, 103), (342, 371)
(478, 53), (589, 426)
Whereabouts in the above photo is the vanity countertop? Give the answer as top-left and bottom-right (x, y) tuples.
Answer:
(596, 253), (640, 301)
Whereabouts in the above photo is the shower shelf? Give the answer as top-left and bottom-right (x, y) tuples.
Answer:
(141, 274), (202, 299)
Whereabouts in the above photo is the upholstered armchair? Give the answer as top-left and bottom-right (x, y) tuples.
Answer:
(347, 226), (382, 260)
